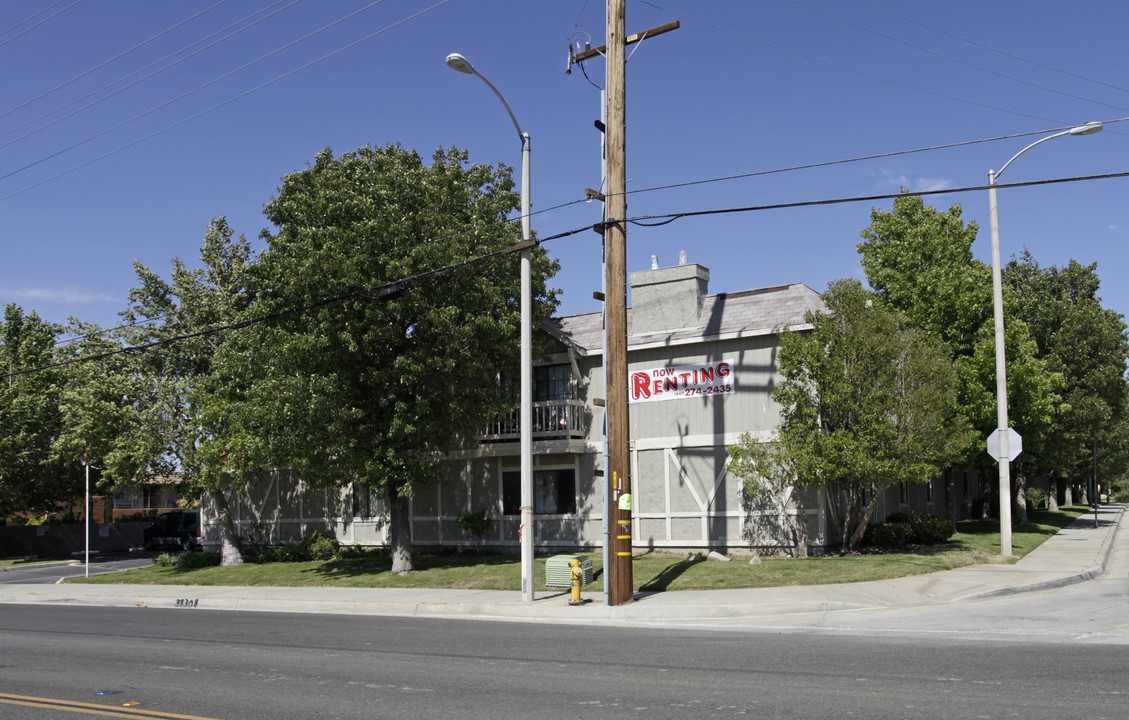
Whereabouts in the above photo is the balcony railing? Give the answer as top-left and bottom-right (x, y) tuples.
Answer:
(480, 399), (587, 442)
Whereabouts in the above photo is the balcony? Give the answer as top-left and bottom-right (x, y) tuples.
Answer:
(480, 399), (587, 442)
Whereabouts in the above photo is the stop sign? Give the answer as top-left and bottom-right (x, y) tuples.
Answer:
(987, 427), (1023, 463)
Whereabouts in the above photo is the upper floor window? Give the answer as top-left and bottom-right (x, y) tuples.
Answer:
(534, 364), (575, 402)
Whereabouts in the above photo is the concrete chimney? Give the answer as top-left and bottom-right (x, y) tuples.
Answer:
(629, 253), (710, 335)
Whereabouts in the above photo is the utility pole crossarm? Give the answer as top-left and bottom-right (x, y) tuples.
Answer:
(572, 20), (680, 63)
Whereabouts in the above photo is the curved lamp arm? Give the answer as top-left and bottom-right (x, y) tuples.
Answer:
(445, 53), (524, 141)
(993, 122), (1102, 182)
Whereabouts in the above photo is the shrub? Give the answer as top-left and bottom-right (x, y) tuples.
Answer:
(153, 552), (176, 568)
(863, 511), (954, 548)
(883, 511), (955, 544)
(237, 522), (272, 562)
(302, 531), (341, 561)
(176, 551), (220, 569)
(862, 522), (910, 548)
(456, 510), (492, 553)
(1109, 476), (1128, 503)
(1026, 487), (1046, 510)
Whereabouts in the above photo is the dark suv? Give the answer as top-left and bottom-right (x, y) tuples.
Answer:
(143, 510), (202, 551)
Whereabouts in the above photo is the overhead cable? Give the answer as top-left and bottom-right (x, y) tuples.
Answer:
(0, 0), (453, 202)
(0, 0), (232, 124)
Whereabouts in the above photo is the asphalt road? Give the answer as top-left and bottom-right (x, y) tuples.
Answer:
(0, 554), (153, 584)
(1, 601), (1126, 720)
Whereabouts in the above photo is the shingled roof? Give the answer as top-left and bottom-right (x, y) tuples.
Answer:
(546, 282), (826, 355)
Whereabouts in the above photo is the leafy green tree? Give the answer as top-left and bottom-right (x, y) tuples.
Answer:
(110, 218), (256, 565)
(52, 320), (140, 494)
(859, 194), (1060, 521)
(728, 433), (817, 558)
(1005, 252), (1129, 502)
(0, 305), (79, 518)
(858, 194), (989, 357)
(201, 144), (558, 574)
(749, 280), (974, 552)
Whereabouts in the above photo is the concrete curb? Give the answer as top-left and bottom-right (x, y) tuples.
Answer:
(2, 505), (1123, 625)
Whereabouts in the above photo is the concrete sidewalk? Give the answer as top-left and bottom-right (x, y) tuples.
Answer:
(1, 505), (1123, 626)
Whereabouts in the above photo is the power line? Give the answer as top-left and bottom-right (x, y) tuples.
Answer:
(4, 231), (555, 381)
(47, 187), (591, 350)
(619, 119), (1129, 198)
(0, 0), (300, 145)
(790, 0), (1129, 114)
(856, 0), (1129, 98)
(0, 0), (84, 49)
(0, 0), (453, 202)
(638, 0), (1075, 127)
(617, 170), (1129, 228)
(12, 168), (1125, 381)
(0, 0), (395, 184)
(33, 119), (1129, 345)
(0, 0), (232, 124)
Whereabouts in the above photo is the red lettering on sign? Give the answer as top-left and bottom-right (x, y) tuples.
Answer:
(631, 372), (651, 400)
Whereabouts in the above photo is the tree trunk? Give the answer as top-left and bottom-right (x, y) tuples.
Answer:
(1047, 476), (1060, 511)
(944, 469), (955, 525)
(209, 490), (243, 566)
(1064, 482), (1074, 507)
(389, 498), (413, 575)
(845, 485), (882, 553)
(1013, 465), (1028, 525)
(787, 502), (809, 559)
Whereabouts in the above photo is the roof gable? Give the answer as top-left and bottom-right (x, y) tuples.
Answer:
(548, 282), (825, 353)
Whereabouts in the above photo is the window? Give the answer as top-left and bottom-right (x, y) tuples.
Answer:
(534, 364), (575, 402)
(503, 469), (576, 515)
(352, 483), (378, 518)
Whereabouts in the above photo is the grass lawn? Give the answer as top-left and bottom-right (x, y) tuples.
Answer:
(66, 506), (1093, 592)
(0, 557), (59, 569)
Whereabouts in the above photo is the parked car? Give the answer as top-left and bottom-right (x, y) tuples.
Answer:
(143, 510), (201, 551)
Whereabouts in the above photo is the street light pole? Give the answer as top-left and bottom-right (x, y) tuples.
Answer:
(987, 121), (1101, 556)
(446, 53), (535, 602)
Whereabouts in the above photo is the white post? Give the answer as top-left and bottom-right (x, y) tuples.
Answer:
(519, 131), (534, 603)
(84, 447), (90, 576)
(445, 53), (534, 601)
(986, 122), (1101, 556)
(987, 171), (1013, 557)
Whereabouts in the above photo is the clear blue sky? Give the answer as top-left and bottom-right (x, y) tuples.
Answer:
(3, 0), (1127, 335)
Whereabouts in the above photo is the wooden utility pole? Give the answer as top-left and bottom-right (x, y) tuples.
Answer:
(574, 4), (678, 607)
(604, 0), (632, 606)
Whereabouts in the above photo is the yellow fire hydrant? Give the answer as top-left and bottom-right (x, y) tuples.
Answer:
(568, 557), (584, 606)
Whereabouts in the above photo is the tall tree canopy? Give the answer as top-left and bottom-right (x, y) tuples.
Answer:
(0, 305), (78, 518)
(750, 279), (974, 552)
(1005, 252), (1129, 491)
(858, 195), (1061, 516)
(201, 144), (558, 573)
(102, 218), (256, 564)
(858, 194), (988, 357)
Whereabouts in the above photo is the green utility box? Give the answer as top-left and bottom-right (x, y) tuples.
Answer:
(545, 554), (593, 588)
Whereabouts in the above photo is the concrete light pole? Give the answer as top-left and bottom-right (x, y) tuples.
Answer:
(987, 121), (1101, 556)
(445, 53), (535, 601)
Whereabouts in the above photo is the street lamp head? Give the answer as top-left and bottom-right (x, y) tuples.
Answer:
(1069, 121), (1103, 136)
(445, 53), (476, 75)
